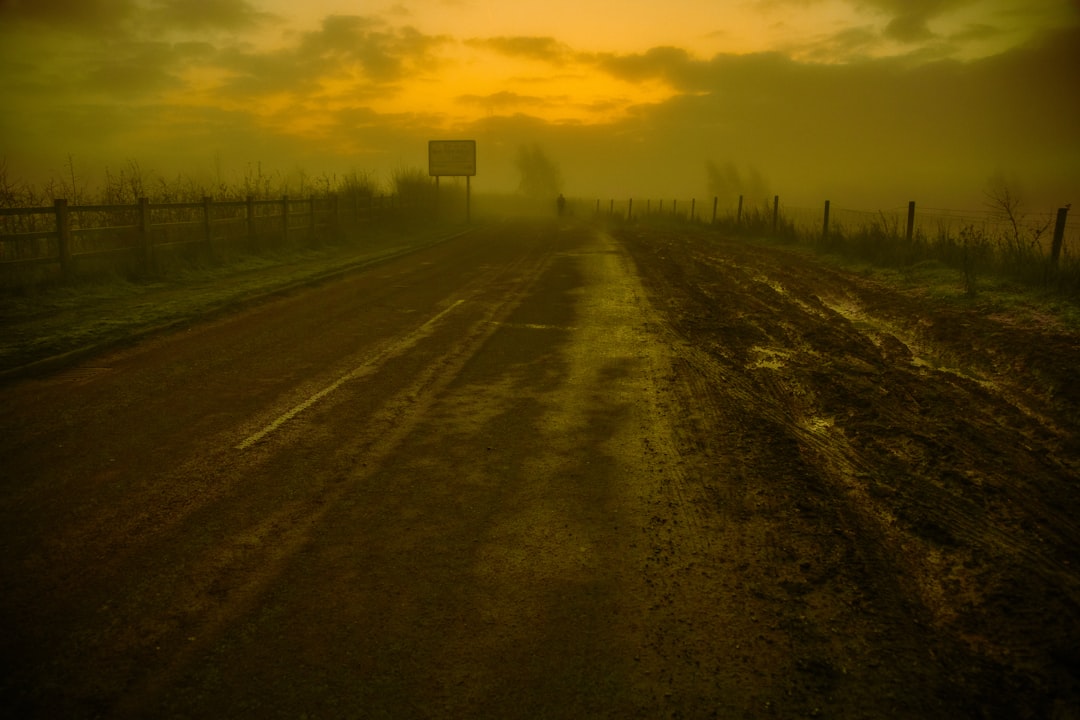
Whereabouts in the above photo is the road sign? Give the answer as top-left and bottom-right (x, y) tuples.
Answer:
(429, 140), (476, 177)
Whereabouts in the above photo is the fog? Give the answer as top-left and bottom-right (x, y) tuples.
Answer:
(1, 0), (1077, 213)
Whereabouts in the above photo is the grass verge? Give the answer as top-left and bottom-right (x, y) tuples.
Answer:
(0, 224), (469, 379)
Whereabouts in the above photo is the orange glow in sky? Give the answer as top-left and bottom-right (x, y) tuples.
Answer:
(238, 0), (1062, 134)
(1, 0), (1078, 208)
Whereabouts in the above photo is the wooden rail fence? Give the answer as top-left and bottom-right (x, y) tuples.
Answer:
(0, 192), (405, 283)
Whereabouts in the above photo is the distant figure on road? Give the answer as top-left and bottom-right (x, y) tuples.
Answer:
(556, 193), (566, 217)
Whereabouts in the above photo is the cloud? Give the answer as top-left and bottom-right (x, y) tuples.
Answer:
(597, 47), (796, 95)
(464, 36), (573, 64)
(296, 15), (449, 81)
(0, 0), (136, 29)
(148, 0), (275, 32)
(794, 25), (883, 61)
(849, 0), (995, 42)
(214, 15), (451, 98)
(757, 0), (1017, 47)
(0, 23), (211, 105)
(595, 46), (698, 84)
(0, 0), (275, 35)
(947, 22), (1002, 43)
(82, 41), (187, 97)
(457, 90), (551, 110)
(749, 0), (1080, 61)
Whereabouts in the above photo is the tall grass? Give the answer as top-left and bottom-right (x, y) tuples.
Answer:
(802, 213), (1078, 297)
(609, 189), (1078, 299)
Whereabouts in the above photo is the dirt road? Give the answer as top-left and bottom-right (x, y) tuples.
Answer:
(1, 221), (1078, 718)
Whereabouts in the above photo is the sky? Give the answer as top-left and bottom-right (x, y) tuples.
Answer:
(1, 0), (1078, 211)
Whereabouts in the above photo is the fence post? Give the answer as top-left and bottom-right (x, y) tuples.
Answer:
(1050, 206), (1069, 268)
(736, 195), (743, 226)
(628, 198), (633, 221)
(246, 195), (256, 245)
(712, 196), (718, 224)
(906, 200), (916, 242)
(202, 196), (213, 255)
(282, 195), (290, 244)
(822, 200), (831, 242)
(55, 198), (73, 280)
(138, 197), (153, 274)
(309, 195), (316, 244)
(772, 195), (779, 235)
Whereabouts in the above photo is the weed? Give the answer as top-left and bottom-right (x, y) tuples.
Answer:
(958, 225), (983, 296)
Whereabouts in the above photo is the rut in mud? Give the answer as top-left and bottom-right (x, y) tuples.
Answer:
(616, 224), (1080, 718)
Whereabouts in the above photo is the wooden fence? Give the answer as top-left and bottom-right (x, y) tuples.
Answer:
(591, 194), (1077, 265)
(0, 192), (408, 284)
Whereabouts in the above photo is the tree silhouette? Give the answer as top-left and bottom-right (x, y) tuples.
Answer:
(515, 143), (563, 199)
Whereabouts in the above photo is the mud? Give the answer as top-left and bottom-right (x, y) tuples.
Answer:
(616, 224), (1080, 718)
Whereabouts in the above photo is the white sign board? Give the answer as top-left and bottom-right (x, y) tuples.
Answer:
(429, 140), (476, 177)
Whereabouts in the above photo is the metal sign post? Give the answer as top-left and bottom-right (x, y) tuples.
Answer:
(428, 140), (476, 223)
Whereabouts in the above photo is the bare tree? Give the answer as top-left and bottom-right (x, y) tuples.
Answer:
(0, 156), (20, 208)
(65, 153), (83, 205)
(706, 159), (768, 204)
(515, 144), (563, 200)
(984, 174), (1050, 252)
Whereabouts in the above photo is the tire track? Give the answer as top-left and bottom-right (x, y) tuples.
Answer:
(615, 225), (1080, 717)
(109, 243), (558, 718)
(0, 229), (555, 719)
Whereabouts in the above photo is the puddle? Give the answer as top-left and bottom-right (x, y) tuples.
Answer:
(798, 415), (835, 435)
(747, 345), (792, 370)
(817, 295), (989, 383)
(753, 274), (787, 296)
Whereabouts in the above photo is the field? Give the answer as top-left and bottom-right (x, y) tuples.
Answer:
(1, 219), (1078, 717)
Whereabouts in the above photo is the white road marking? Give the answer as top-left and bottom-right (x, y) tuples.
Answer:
(485, 321), (577, 331)
(235, 300), (465, 450)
